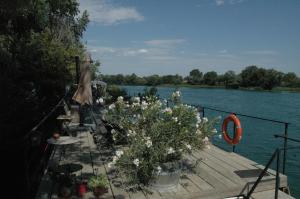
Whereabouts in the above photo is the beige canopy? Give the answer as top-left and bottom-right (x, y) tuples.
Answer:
(72, 54), (93, 105)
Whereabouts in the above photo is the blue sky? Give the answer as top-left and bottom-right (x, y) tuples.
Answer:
(79, 0), (300, 76)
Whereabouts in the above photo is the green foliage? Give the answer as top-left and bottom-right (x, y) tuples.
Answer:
(187, 69), (203, 84)
(105, 92), (219, 186)
(203, 71), (218, 85)
(106, 85), (128, 103)
(0, 0), (89, 145)
(87, 174), (109, 189)
(100, 68), (299, 90)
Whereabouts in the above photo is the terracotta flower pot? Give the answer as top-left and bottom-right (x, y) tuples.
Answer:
(77, 183), (87, 197)
(93, 186), (107, 198)
(53, 133), (60, 140)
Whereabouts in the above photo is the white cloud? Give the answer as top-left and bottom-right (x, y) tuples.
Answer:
(215, 0), (225, 6)
(87, 45), (149, 57)
(219, 49), (228, 54)
(79, 0), (144, 25)
(123, 48), (149, 56)
(215, 0), (246, 6)
(244, 50), (279, 55)
(145, 39), (186, 47)
(229, 0), (247, 5)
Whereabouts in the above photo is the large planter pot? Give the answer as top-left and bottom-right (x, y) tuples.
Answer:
(93, 186), (108, 198)
(149, 161), (182, 192)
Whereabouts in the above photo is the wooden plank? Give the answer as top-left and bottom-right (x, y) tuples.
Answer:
(187, 154), (237, 189)
(251, 189), (295, 199)
(192, 150), (245, 185)
(206, 146), (287, 186)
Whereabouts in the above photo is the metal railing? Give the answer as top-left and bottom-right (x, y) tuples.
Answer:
(197, 105), (290, 175)
(23, 94), (68, 198)
(244, 136), (300, 199)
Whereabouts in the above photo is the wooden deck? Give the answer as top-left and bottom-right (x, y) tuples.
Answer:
(35, 107), (294, 199)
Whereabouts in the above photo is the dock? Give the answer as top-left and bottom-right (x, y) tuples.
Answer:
(35, 108), (294, 199)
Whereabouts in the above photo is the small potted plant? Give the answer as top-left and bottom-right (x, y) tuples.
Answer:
(87, 174), (109, 198)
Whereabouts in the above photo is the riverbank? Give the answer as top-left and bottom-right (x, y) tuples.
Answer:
(118, 83), (300, 93)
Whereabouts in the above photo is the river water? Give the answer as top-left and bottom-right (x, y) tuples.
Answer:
(121, 85), (300, 198)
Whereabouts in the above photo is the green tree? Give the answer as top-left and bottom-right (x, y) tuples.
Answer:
(145, 75), (161, 86)
(203, 71), (218, 85)
(0, 0), (90, 197)
(260, 69), (283, 90)
(282, 72), (299, 87)
(187, 69), (203, 84)
(240, 66), (260, 87)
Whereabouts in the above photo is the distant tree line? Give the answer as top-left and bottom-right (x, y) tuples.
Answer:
(101, 66), (300, 90)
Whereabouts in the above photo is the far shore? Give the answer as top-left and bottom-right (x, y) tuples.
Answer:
(119, 84), (300, 93)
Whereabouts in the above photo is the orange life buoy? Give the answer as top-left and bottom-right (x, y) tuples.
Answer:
(222, 114), (242, 145)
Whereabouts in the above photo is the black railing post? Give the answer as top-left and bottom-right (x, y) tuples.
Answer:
(245, 149), (278, 198)
(283, 123), (288, 174)
(275, 149), (281, 199)
(202, 107), (205, 118)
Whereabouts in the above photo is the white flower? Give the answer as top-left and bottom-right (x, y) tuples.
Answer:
(133, 158), (140, 167)
(196, 114), (201, 123)
(116, 150), (124, 157)
(211, 128), (218, 134)
(117, 96), (123, 101)
(172, 117), (178, 122)
(146, 140), (152, 148)
(111, 129), (116, 134)
(203, 136), (209, 142)
(156, 166), (162, 173)
(162, 107), (172, 114)
(203, 117), (208, 123)
(156, 101), (162, 106)
(141, 101), (148, 109)
(132, 102), (139, 107)
(109, 104), (115, 109)
(128, 130), (136, 136)
(112, 156), (118, 163)
(145, 136), (151, 140)
(108, 162), (113, 168)
(133, 97), (140, 103)
(185, 144), (192, 150)
(167, 147), (175, 154)
(196, 124), (199, 128)
(172, 91), (181, 98)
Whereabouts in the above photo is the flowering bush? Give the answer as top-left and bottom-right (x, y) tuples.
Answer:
(105, 91), (218, 186)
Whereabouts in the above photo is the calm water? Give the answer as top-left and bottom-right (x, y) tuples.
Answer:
(122, 85), (300, 198)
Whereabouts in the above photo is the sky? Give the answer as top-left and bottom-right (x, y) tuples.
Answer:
(79, 0), (300, 76)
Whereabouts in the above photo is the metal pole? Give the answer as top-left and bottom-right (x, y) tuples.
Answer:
(75, 56), (84, 126)
(246, 149), (278, 198)
(283, 123), (288, 174)
(202, 107), (205, 118)
(275, 149), (280, 199)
